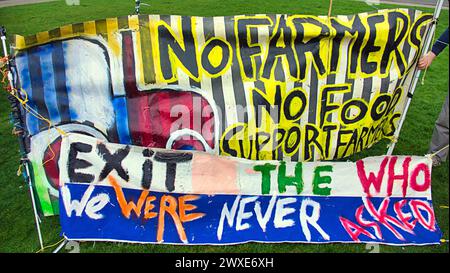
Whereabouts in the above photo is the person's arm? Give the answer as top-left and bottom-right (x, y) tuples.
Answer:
(431, 27), (449, 56)
(418, 27), (449, 70)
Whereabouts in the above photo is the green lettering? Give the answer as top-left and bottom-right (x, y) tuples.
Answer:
(254, 163), (277, 194)
(278, 162), (303, 194)
(312, 165), (333, 196)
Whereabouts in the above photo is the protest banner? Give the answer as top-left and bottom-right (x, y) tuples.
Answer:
(58, 133), (441, 245)
(11, 9), (432, 215)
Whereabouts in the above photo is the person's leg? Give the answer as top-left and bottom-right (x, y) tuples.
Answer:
(428, 93), (449, 165)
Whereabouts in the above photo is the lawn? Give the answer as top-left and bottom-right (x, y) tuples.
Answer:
(0, 0), (448, 253)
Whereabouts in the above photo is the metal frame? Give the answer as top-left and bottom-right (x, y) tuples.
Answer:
(386, 0), (445, 155)
(1, 26), (44, 250)
(135, 0), (150, 15)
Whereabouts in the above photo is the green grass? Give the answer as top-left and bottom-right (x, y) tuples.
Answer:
(0, 0), (448, 253)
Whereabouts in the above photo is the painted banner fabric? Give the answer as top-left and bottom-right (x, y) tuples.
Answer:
(60, 133), (434, 198)
(58, 133), (441, 245)
(11, 9), (432, 215)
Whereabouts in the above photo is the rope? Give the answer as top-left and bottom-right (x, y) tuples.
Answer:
(0, 56), (7, 66)
(7, 89), (62, 166)
(428, 144), (449, 158)
(327, 0), (333, 19)
(35, 238), (65, 253)
(17, 163), (23, 176)
(0, 57), (8, 83)
(1, 57), (67, 137)
(1, 55), (67, 168)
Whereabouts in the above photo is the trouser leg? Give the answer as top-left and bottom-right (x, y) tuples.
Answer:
(428, 93), (449, 161)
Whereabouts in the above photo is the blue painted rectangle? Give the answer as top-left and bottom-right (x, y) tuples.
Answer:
(59, 183), (442, 245)
(15, 52), (40, 135)
(39, 43), (62, 124)
(113, 96), (132, 144)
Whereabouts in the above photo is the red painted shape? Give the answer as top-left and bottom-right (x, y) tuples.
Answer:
(155, 90), (173, 148)
(364, 198), (413, 240)
(409, 200), (436, 231)
(339, 216), (376, 242)
(356, 157), (389, 197)
(393, 199), (417, 231)
(355, 205), (383, 240)
(42, 137), (62, 189)
(122, 31), (151, 147)
(201, 98), (215, 148)
(121, 31), (215, 151)
(387, 156), (411, 197)
(410, 163), (431, 192)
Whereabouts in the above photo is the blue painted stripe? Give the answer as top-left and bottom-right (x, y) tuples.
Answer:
(62, 41), (78, 120)
(39, 43), (61, 124)
(113, 97), (131, 144)
(15, 52), (40, 135)
(28, 46), (50, 132)
(52, 41), (71, 123)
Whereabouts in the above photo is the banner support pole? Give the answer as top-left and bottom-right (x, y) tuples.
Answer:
(386, 0), (444, 155)
(52, 239), (68, 253)
(135, 0), (140, 14)
(1, 26), (44, 250)
(134, 0), (150, 15)
(24, 162), (44, 249)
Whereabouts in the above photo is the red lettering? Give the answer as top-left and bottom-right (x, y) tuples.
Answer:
(355, 205), (382, 239)
(344, 198), (438, 242)
(363, 198), (414, 240)
(410, 163), (431, 192)
(387, 156), (411, 197)
(393, 199), (417, 231)
(409, 200), (436, 231)
(356, 157), (389, 197)
(339, 216), (376, 241)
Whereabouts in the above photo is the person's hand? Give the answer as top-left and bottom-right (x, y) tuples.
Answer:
(418, 51), (436, 70)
